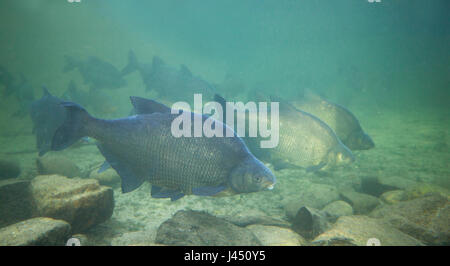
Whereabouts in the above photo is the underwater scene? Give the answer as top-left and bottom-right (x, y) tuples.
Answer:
(0, 0), (448, 247)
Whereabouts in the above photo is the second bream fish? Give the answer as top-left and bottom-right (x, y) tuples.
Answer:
(293, 89), (375, 150)
(51, 97), (276, 201)
(215, 94), (354, 171)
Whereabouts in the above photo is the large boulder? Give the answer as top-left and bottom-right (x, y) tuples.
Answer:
(36, 155), (81, 178)
(340, 190), (380, 214)
(369, 193), (450, 245)
(312, 215), (423, 246)
(155, 210), (262, 246)
(404, 183), (449, 200)
(379, 190), (407, 204)
(284, 183), (340, 219)
(0, 217), (71, 246)
(0, 179), (33, 227)
(246, 225), (307, 246)
(322, 200), (353, 222)
(31, 175), (114, 233)
(0, 158), (21, 180)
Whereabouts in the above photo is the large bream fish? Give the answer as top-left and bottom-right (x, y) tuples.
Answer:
(51, 97), (275, 200)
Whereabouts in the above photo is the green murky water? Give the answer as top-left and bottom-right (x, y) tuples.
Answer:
(0, 0), (448, 246)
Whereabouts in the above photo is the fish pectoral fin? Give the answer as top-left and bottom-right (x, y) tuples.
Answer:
(97, 160), (111, 173)
(151, 186), (185, 201)
(192, 184), (227, 197)
(97, 143), (144, 193)
(306, 161), (327, 172)
(272, 158), (298, 171)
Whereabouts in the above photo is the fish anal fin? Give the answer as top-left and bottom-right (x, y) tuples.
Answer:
(306, 161), (327, 172)
(151, 186), (185, 201)
(192, 184), (227, 197)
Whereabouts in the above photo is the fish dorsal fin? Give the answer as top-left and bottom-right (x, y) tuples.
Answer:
(253, 92), (269, 103)
(179, 64), (192, 78)
(214, 93), (231, 126)
(68, 80), (77, 92)
(302, 88), (324, 102)
(88, 56), (101, 64)
(269, 95), (299, 115)
(42, 86), (51, 96)
(129, 96), (171, 115)
(152, 56), (165, 69)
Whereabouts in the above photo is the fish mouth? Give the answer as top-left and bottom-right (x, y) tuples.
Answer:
(263, 181), (275, 190)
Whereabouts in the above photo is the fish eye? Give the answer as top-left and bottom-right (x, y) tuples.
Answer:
(253, 176), (262, 183)
(337, 153), (343, 160)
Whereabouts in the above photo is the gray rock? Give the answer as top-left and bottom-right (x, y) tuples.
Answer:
(379, 190), (407, 204)
(290, 206), (330, 240)
(155, 210), (262, 246)
(220, 209), (290, 228)
(369, 193), (450, 245)
(246, 225), (307, 246)
(284, 183), (340, 219)
(361, 176), (418, 196)
(89, 167), (121, 187)
(111, 230), (157, 246)
(312, 215), (424, 246)
(31, 175), (114, 233)
(340, 190), (381, 214)
(0, 158), (21, 180)
(0, 179), (33, 227)
(322, 200), (353, 221)
(36, 155), (81, 178)
(0, 217), (71, 246)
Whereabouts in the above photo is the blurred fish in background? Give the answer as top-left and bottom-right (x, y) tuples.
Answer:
(12, 73), (35, 117)
(0, 65), (16, 97)
(293, 89), (375, 151)
(63, 80), (118, 116)
(30, 86), (67, 156)
(63, 55), (127, 91)
(122, 50), (215, 102)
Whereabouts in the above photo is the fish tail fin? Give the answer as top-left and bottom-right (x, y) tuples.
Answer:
(152, 56), (164, 69)
(63, 55), (77, 72)
(121, 50), (139, 75)
(42, 85), (52, 96)
(51, 102), (92, 151)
